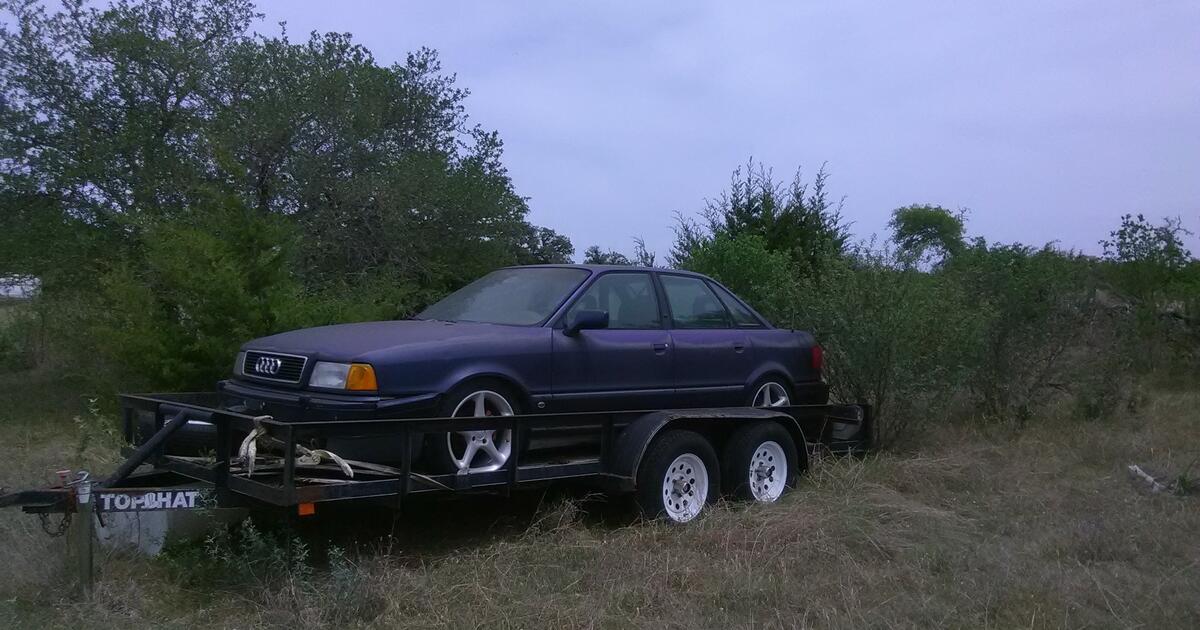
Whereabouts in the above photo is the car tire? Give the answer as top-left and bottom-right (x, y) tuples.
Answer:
(748, 376), (794, 408)
(426, 379), (522, 474)
(634, 429), (720, 523)
(722, 421), (799, 503)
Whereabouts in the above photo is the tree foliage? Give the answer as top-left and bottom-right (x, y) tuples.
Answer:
(670, 160), (848, 276)
(888, 204), (966, 266)
(0, 0), (572, 388)
(581, 237), (656, 267)
(581, 246), (631, 266)
(1099, 214), (1195, 301)
(676, 182), (1197, 443)
(673, 233), (796, 321)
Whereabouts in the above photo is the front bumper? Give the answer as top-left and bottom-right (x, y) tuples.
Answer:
(143, 380), (438, 458)
(217, 379), (440, 422)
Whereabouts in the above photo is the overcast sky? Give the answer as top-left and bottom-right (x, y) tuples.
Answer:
(256, 0), (1200, 260)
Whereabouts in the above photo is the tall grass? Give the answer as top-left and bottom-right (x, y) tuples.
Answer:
(3, 384), (1197, 628)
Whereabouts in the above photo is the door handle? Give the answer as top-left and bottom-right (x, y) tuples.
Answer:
(652, 342), (669, 354)
(733, 343), (746, 353)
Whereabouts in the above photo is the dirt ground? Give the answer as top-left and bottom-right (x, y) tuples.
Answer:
(1, 373), (1197, 629)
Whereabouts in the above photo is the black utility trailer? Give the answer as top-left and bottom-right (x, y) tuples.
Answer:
(0, 393), (870, 595)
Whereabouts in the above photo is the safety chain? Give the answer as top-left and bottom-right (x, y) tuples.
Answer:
(38, 511), (72, 537)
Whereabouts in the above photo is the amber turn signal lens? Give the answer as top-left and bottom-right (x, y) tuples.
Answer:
(346, 363), (378, 391)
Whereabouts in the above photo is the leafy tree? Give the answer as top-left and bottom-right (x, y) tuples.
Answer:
(581, 237), (657, 267)
(631, 237), (657, 267)
(86, 203), (301, 389)
(1097, 214), (1197, 374)
(888, 204), (966, 266)
(1099, 214), (1194, 301)
(582, 246), (631, 266)
(670, 160), (848, 276)
(677, 233), (796, 322)
(0, 0), (572, 388)
(948, 241), (1097, 420)
(516, 226), (575, 265)
(1101, 214), (1192, 269)
(793, 244), (978, 445)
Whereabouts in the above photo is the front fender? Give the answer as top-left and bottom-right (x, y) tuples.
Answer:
(440, 362), (537, 402)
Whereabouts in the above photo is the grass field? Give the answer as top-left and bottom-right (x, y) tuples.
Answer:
(0, 373), (1197, 629)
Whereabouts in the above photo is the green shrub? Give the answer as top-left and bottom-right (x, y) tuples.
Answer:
(677, 233), (799, 322)
(161, 519), (387, 625)
(65, 204), (300, 391)
(789, 244), (979, 446)
(947, 243), (1097, 422)
(164, 518), (311, 588)
(0, 303), (38, 372)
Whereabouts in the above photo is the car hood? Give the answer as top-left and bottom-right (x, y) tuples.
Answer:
(241, 319), (537, 362)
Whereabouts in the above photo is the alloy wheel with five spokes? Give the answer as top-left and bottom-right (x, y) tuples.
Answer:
(752, 382), (791, 407)
(446, 390), (514, 473)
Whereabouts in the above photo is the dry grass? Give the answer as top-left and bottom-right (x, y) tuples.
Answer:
(1, 378), (1198, 629)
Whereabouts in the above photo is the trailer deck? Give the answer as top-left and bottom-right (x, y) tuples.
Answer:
(3, 392), (869, 515)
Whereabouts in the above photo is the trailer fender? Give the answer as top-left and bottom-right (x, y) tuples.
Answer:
(610, 408), (807, 491)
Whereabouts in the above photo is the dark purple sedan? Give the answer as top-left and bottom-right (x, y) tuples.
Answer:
(220, 265), (827, 473)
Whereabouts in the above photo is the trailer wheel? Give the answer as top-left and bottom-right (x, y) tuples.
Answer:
(428, 380), (520, 474)
(722, 422), (798, 503)
(635, 430), (719, 523)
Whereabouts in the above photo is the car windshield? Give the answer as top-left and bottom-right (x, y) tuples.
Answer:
(416, 268), (590, 326)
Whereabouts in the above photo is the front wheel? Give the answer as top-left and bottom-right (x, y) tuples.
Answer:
(634, 430), (720, 523)
(427, 381), (520, 474)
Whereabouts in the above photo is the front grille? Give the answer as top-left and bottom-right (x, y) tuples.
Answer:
(243, 351), (307, 383)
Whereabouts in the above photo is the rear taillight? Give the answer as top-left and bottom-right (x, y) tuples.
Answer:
(811, 345), (824, 371)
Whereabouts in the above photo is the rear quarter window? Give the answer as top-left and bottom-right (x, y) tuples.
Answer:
(659, 274), (732, 329)
(707, 282), (764, 327)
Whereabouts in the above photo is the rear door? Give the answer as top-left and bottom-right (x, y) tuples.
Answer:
(551, 271), (674, 411)
(657, 273), (749, 407)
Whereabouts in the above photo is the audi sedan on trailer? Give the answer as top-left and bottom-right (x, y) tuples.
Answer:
(219, 265), (827, 473)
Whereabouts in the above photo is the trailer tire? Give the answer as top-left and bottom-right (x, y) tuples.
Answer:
(634, 429), (719, 523)
(722, 421), (798, 503)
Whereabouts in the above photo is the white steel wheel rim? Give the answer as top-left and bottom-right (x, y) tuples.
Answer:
(748, 440), (787, 502)
(447, 390), (514, 473)
(661, 453), (708, 523)
(753, 382), (790, 407)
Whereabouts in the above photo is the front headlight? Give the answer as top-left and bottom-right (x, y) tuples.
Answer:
(233, 351), (246, 376)
(310, 361), (377, 391)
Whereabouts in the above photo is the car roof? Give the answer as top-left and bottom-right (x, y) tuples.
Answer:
(503, 264), (710, 277)
(500, 264), (773, 328)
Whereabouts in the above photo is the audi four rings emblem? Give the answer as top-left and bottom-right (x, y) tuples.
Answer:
(254, 356), (283, 375)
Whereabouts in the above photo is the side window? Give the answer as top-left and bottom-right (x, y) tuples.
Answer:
(565, 273), (661, 329)
(708, 282), (763, 327)
(659, 275), (732, 329)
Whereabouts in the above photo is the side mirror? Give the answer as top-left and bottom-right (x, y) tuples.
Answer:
(564, 309), (609, 337)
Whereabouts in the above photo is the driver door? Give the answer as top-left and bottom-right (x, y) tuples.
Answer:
(550, 271), (673, 411)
